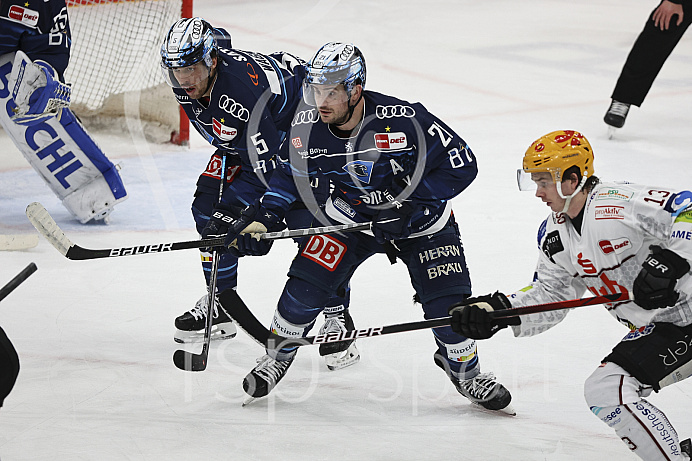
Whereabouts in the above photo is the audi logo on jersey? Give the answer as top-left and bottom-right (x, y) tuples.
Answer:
(292, 109), (320, 126)
(218, 95), (250, 122)
(375, 105), (416, 119)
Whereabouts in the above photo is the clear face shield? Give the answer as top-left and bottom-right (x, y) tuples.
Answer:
(517, 168), (562, 193)
(160, 61), (212, 89)
(302, 82), (350, 107)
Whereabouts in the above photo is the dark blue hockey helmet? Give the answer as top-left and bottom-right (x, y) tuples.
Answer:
(303, 42), (366, 106)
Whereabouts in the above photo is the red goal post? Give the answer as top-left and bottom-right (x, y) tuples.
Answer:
(65, 0), (193, 145)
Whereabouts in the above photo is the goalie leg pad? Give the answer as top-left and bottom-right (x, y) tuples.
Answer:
(1, 52), (127, 223)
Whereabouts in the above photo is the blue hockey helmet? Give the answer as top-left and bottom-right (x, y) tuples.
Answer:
(160, 18), (217, 88)
(303, 42), (366, 106)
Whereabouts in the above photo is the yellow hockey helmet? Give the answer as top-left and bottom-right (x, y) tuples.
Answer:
(518, 130), (594, 191)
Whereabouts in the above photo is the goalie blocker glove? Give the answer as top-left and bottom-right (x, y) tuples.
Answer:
(633, 245), (690, 310)
(449, 292), (520, 340)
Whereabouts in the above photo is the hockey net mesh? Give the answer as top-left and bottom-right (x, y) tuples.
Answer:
(64, 0), (184, 142)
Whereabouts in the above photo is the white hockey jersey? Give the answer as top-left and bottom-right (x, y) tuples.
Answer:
(510, 180), (692, 337)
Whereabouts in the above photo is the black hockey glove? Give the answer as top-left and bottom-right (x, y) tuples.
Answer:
(201, 203), (243, 252)
(448, 292), (520, 340)
(372, 201), (416, 244)
(224, 201), (286, 257)
(633, 246), (690, 310)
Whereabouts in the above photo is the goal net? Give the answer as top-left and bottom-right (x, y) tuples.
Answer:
(65, 0), (191, 144)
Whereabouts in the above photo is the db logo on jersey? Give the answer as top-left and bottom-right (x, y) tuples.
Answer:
(302, 235), (346, 271)
(599, 237), (631, 255)
(374, 132), (407, 150)
(212, 118), (237, 141)
(8, 6), (39, 27)
(291, 137), (303, 148)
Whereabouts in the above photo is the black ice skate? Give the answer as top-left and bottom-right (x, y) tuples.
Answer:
(174, 293), (236, 343)
(434, 352), (515, 416)
(604, 100), (630, 129)
(681, 438), (691, 458)
(318, 309), (360, 371)
(242, 354), (294, 406)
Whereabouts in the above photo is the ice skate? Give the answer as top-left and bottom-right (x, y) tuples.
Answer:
(681, 438), (691, 459)
(604, 99), (630, 129)
(174, 293), (236, 343)
(242, 354), (294, 405)
(435, 352), (515, 416)
(318, 309), (360, 371)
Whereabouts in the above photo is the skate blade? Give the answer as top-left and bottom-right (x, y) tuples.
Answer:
(607, 126), (618, 140)
(173, 323), (237, 344)
(242, 395), (259, 407)
(472, 401), (517, 417)
(325, 344), (360, 371)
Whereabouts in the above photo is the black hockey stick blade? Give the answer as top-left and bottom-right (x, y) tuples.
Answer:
(26, 202), (370, 260)
(0, 263), (38, 303)
(172, 345), (209, 372)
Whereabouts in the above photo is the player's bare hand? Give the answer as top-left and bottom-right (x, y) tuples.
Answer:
(652, 0), (684, 30)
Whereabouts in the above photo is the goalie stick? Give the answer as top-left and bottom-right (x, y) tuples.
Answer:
(220, 289), (631, 350)
(0, 263), (38, 303)
(25, 202), (371, 261)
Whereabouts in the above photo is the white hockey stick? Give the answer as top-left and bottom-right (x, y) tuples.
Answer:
(0, 234), (39, 251)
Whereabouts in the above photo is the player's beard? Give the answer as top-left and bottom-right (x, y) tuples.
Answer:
(319, 104), (351, 126)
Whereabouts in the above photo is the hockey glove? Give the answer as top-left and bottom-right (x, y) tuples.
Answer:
(372, 201), (417, 244)
(224, 201), (286, 257)
(9, 51), (71, 126)
(201, 203), (243, 252)
(448, 292), (519, 340)
(633, 246), (690, 310)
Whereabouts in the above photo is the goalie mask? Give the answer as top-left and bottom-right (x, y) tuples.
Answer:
(517, 130), (594, 196)
(160, 17), (217, 89)
(303, 42), (366, 107)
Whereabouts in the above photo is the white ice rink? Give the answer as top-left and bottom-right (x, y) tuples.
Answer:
(1, 0), (691, 459)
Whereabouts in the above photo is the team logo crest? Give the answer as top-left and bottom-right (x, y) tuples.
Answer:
(343, 160), (374, 184)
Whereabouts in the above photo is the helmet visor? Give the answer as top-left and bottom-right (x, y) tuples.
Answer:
(160, 61), (212, 89)
(517, 168), (561, 191)
(302, 82), (349, 107)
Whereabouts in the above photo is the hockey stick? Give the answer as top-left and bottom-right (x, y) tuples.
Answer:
(173, 152), (228, 373)
(0, 263), (38, 303)
(221, 290), (630, 349)
(25, 202), (371, 261)
(0, 234), (39, 251)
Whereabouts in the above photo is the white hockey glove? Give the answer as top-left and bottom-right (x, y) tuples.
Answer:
(9, 51), (71, 125)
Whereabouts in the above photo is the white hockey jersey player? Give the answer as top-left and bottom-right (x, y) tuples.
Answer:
(511, 179), (692, 335)
(450, 130), (692, 461)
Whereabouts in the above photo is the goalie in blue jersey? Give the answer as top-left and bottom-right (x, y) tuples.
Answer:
(222, 42), (515, 413)
(0, 0), (127, 223)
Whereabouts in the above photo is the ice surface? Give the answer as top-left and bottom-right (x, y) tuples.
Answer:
(1, 1), (691, 459)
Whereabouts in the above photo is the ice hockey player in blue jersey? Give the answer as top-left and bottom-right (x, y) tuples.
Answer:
(223, 42), (515, 413)
(160, 20), (359, 370)
(0, 0), (127, 223)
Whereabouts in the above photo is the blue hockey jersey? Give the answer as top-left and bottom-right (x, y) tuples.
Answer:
(263, 91), (478, 237)
(0, 0), (70, 76)
(174, 39), (306, 208)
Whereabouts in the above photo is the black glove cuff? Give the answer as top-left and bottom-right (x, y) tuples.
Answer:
(644, 246), (690, 279)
